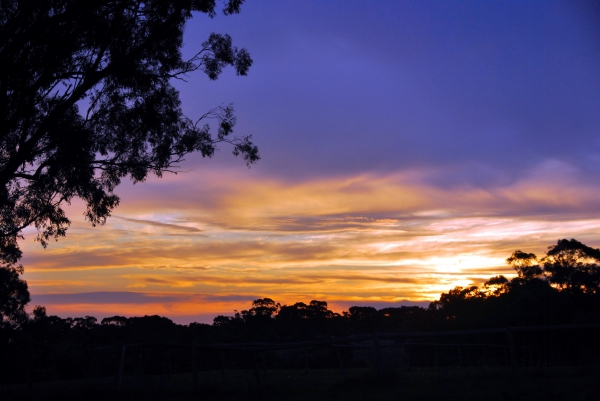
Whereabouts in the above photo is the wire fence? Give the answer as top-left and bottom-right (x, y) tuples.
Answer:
(8, 322), (600, 395)
(110, 323), (600, 389)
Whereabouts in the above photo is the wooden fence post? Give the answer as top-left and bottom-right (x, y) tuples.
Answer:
(138, 346), (144, 376)
(262, 352), (268, 377)
(117, 344), (126, 389)
(26, 336), (33, 401)
(220, 348), (226, 378)
(506, 328), (517, 368)
(252, 351), (262, 386)
(304, 347), (309, 375)
(159, 346), (165, 388)
(192, 341), (198, 394)
(335, 346), (346, 377)
(167, 348), (172, 384)
(373, 333), (383, 377)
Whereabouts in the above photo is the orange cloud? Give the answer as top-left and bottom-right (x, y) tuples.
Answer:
(19, 164), (600, 322)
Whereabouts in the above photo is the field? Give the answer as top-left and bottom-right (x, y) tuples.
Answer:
(3, 365), (598, 401)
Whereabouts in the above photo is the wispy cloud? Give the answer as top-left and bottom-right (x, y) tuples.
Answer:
(113, 215), (204, 233)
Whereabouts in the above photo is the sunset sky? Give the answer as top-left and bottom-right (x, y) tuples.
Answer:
(20, 0), (600, 324)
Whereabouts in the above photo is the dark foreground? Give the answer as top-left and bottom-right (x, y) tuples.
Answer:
(3, 366), (598, 401)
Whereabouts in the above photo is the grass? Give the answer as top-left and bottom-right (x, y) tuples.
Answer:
(2, 365), (599, 401)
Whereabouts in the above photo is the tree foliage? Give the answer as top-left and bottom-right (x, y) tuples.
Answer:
(0, 0), (259, 263)
(542, 239), (600, 294)
(0, 263), (30, 328)
(431, 239), (600, 327)
(507, 250), (542, 280)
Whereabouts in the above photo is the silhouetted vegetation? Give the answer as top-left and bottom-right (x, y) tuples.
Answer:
(0, 0), (258, 264)
(2, 239), (600, 389)
(0, 262), (29, 328)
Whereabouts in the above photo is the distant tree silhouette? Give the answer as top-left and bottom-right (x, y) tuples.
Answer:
(241, 298), (281, 320)
(347, 306), (378, 321)
(307, 300), (336, 319)
(483, 275), (509, 296)
(32, 305), (47, 321)
(277, 302), (311, 321)
(542, 239), (600, 295)
(72, 316), (97, 329)
(126, 315), (177, 342)
(100, 315), (128, 326)
(507, 250), (542, 281)
(277, 300), (337, 321)
(0, 0), (259, 263)
(213, 314), (241, 327)
(344, 306), (383, 333)
(234, 298), (278, 339)
(429, 285), (486, 328)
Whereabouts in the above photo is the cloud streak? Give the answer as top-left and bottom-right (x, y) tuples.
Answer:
(113, 216), (204, 233)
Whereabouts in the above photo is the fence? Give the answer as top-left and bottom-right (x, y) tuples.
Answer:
(108, 323), (600, 391)
(6, 322), (600, 395)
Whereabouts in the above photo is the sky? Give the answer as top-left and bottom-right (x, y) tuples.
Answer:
(20, 0), (600, 324)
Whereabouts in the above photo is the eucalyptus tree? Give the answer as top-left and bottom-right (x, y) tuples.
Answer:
(0, 0), (259, 263)
(0, 263), (29, 328)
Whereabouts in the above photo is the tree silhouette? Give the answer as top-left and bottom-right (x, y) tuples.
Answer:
(483, 275), (509, 296)
(427, 239), (600, 328)
(542, 239), (600, 295)
(241, 297), (281, 320)
(0, 263), (30, 328)
(32, 305), (47, 321)
(429, 285), (486, 328)
(0, 0), (259, 263)
(347, 306), (378, 321)
(507, 250), (542, 281)
(100, 315), (128, 326)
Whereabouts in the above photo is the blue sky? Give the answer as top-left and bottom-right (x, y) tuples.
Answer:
(179, 0), (600, 183)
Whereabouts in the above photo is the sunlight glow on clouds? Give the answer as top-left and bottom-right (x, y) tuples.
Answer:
(20, 164), (600, 323)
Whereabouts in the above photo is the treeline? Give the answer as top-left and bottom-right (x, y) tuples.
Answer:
(195, 238), (600, 338)
(1, 239), (600, 382)
(3, 239), (600, 341)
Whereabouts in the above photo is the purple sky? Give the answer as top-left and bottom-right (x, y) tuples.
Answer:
(178, 0), (600, 184)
